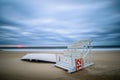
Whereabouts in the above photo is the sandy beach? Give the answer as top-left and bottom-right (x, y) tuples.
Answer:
(0, 50), (120, 80)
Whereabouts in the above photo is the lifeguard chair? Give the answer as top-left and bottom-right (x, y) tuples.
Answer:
(55, 40), (94, 73)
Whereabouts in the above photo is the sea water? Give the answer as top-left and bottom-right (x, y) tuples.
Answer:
(1, 48), (120, 52)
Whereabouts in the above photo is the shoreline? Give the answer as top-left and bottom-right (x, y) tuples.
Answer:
(0, 48), (120, 52)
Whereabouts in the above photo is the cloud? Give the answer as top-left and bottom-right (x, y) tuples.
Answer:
(1, 26), (20, 31)
(19, 18), (57, 26)
(0, 0), (120, 46)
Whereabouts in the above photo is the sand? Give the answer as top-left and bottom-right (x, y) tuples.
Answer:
(0, 50), (120, 80)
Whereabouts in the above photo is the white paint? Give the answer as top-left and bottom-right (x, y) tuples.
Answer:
(21, 53), (56, 62)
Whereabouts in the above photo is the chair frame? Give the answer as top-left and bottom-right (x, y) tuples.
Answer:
(55, 40), (94, 73)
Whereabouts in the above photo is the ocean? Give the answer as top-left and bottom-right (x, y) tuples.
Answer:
(1, 48), (120, 52)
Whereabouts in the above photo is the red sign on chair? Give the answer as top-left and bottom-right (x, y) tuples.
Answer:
(75, 58), (83, 71)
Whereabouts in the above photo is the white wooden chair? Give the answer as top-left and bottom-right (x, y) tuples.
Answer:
(55, 40), (94, 73)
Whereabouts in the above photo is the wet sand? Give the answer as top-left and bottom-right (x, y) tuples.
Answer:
(0, 50), (120, 80)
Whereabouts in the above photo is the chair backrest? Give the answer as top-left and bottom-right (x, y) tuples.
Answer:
(68, 40), (92, 49)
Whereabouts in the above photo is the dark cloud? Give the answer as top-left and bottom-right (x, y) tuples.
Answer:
(0, 18), (21, 26)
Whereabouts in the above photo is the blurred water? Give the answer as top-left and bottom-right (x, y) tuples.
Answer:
(1, 48), (120, 52)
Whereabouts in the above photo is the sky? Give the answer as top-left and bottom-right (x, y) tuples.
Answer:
(0, 0), (120, 46)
